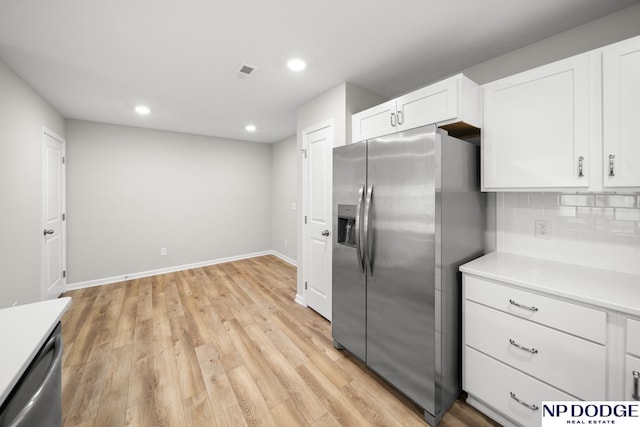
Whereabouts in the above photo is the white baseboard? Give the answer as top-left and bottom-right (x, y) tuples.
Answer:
(295, 293), (306, 307)
(65, 250), (274, 291)
(271, 251), (297, 267)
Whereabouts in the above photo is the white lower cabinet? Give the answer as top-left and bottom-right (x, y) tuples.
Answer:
(465, 300), (606, 400)
(625, 355), (640, 402)
(627, 318), (640, 357)
(463, 275), (608, 426)
(461, 253), (640, 426)
(465, 347), (575, 427)
(626, 318), (640, 402)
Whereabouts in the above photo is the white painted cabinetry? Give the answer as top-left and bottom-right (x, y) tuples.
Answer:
(625, 318), (640, 402)
(460, 252), (640, 427)
(352, 73), (481, 142)
(602, 36), (640, 188)
(463, 276), (606, 426)
(482, 34), (640, 191)
(482, 54), (594, 190)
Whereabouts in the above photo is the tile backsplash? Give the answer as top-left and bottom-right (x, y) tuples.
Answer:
(497, 193), (640, 274)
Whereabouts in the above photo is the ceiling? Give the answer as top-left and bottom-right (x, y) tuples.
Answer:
(0, 0), (638, 143)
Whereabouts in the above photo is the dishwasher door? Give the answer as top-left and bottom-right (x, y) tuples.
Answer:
(0, 323), (63, 427)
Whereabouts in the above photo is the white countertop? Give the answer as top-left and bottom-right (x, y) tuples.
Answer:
(0, 297), (71, 406)
(460, 252), (640, 317)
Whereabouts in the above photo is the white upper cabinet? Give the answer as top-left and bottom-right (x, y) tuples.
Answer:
(482, 34), (640, 192)
(351, 99), (397, 142)
(603, 36), (640, 188)
(482, 53), (594, 190)
(352, 74), (481, 142)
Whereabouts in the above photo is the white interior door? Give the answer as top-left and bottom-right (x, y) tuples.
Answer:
(302, 122), (333, 320)
(42, 129), (66, 299)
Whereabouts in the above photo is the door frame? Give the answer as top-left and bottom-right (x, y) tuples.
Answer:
(41, 127), (67, 299)
(301, 119), (334, 318)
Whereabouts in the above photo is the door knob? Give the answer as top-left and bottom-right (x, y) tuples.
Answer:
(43, 229), (54, 236)
(321, 230), (330, 236)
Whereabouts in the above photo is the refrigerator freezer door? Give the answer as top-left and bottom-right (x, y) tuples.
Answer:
(332, 141), (367, 361)
(366, 125), (438, 414)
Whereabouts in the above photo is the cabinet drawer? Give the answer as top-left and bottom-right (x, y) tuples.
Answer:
(465, 346), (575, 427)
(464, 275), (606, 344)
(627, 318), (640, 357)
(625, 355), (640, 402)
(465, 300), (606, 400)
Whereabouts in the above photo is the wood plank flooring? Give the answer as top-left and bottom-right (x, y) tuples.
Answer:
(61, 255), (499, 427)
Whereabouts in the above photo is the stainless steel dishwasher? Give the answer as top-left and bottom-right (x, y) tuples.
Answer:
(0, 323), (63, 427)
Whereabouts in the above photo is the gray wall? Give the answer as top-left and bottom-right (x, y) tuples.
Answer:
(0, 60), (65, 308)
(271, 135), (297, 262)
(66, 120), (272, 284)
(462, 3), (640, 84)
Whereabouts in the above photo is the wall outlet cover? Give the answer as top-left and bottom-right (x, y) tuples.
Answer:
(535, 219), (551, 240)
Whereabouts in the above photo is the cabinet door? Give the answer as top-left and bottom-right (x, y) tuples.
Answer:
(396, 76), (458, 132)
(483, 54), (592, 189)
(352, 99), (396, 142)
(628, 318), (640, 357)
(603, 36), (640, 188)
(625, 355), (640, 402)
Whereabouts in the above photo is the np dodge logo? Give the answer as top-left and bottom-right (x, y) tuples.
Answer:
(542, 402), (640, 426)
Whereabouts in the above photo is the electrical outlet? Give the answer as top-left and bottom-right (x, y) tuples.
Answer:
(160, 248), (167, 256)
(284, 239), (288, 247)
(535, 220), (551, 240)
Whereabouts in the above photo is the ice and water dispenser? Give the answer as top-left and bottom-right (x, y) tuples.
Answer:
(337, 204), (357, 247)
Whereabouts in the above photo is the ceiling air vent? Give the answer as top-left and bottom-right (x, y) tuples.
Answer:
(236, 63), (257, 79)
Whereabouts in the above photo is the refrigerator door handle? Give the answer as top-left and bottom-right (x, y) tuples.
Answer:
(364, 184), (374, 273)
(354, 184), (366, 272)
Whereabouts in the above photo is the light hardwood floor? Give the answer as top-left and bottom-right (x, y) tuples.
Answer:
(60, 255), (498, 427)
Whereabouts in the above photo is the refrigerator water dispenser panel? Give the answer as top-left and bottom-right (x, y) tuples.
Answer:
(337, 204), (357, 247)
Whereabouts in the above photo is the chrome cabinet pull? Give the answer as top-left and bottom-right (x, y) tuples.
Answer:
(578, 156), (584, 177)
(321, 230), (330, 236)
(390, 112), (396, 127)
(510, 392), (539, 411)
(509, 338), (538, 354)
(509, 299), (538, 312)
(633, 371), (639, 401)
(43, 229), (54, 236)
(609, 154), (615, 177)
(397, 110), (404, 125)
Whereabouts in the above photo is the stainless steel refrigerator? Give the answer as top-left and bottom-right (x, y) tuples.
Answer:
(332, 124), (485, 425)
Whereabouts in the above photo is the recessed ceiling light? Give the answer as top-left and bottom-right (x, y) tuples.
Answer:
(287, 58), (306, 72)
(135, 105), (151, 115)
(245, 124), (257, 132)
